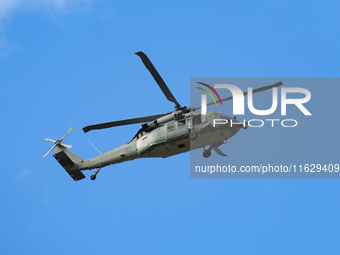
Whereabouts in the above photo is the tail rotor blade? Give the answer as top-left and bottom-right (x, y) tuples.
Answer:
(60, 127), (73, 141)
(60, 142), (73, 148)
(44, 138), (56, 143)
(43, 144), (57, 158)
(43, 127), (73, 158)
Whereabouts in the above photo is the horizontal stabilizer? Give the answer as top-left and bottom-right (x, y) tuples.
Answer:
(53, 151), (85, 181)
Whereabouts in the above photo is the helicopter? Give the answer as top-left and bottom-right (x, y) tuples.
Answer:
(44, 51), (283, 181)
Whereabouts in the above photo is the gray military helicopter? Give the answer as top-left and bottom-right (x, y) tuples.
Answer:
(44, 51), (283, 181)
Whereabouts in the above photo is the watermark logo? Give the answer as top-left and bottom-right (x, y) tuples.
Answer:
(200, 84), (312, 116)
(189, 78), (338, 179)
(196, 82), (223, 106)
(196, 81), (312, 128)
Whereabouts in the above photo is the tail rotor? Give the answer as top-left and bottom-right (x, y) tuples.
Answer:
(43, 127), (73, 158)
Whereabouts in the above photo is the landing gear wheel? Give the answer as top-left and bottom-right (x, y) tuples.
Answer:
(90, 167), (102, 180)
(189, 130), (198, 140)
(203, 150), (211, 158)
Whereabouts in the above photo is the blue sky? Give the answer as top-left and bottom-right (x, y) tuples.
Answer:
(1, 0), (339, 254)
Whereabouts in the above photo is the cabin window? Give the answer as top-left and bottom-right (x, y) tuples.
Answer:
(167, 123), (176, 132)
(178, 121), (185, 129)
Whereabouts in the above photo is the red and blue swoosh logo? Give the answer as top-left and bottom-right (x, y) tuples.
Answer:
(197, 82), (223, 106)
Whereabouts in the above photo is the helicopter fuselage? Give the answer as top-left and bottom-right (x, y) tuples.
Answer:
(68, 111), (244, 172)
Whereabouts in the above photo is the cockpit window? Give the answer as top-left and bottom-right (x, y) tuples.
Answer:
(129, 130), (146, 143)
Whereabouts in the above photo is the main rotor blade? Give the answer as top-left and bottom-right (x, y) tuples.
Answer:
(193, 81), (283, 110)
(83, 113), (167, 133)
(135, 51), (180, 107)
